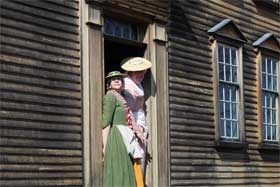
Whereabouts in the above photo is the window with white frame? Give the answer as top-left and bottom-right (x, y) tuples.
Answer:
(104, 18), (138, 41)
(261, 56), (279, 142)
(217, 44), (239, 139)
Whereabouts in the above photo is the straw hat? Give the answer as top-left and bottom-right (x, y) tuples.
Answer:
(105, 71), (127, 79)
(121, 57), (152, 71)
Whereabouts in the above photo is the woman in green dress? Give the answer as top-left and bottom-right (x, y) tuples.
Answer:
(102, 71), (136, 187)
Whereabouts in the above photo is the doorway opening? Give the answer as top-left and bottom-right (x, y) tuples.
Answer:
(103, 35), (152, 184)
(104, 35), (147, 75)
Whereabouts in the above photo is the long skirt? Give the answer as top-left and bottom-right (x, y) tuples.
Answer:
(103, 127), (136, 187)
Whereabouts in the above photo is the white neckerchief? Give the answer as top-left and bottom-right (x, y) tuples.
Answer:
(124, 77), (144, 97)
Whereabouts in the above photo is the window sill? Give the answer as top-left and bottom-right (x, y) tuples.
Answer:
(258, 142), (280, 152)
(215, 140), (248, 150)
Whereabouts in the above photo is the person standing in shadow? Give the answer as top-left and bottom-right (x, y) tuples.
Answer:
(121, 57), (152, 186)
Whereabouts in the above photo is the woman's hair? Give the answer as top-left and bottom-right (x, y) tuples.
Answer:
(106, 77), (125, 92)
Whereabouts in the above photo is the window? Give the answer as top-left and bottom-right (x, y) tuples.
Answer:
(103, 17), (147, 75)
(208, 19), (246, 146)
(217, 44), (240, 140)
(261, 56), (279, 142)
(253, 32), (280, 149)
(104, 18), (138, 41)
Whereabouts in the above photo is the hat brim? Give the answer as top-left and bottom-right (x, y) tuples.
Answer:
(105, 74), (127, 79)
(121, 57), (152, 71)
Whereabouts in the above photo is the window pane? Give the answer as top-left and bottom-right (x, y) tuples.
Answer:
(104, 18), (138, 40)
(104, 19), (114, 35)
(262, 94), (266, 107)
(219, 84), (224, 100)
(225, 102), (231, 119)
(262, 109), (266, 123)
(272, 76), (277, 91)
(262, 124), (266, 139)
(232, 66), (237, 83)
(220, 119), (225, 137)
(219, 101), (224, 118)
(225, 65), (231, 81)
(262, 59), (266, 73)
(115, 24), (122, 37)
(131, 26), (137, 40)
(225, 48), (230, 64)
(266, 94), (271, 107)
(267, 109), (271, 124)
(267, 59), (272, 74)
(232, 121), (237, 138)
(226, 121), (231, 137)
(272, 94), (276, 108)
(272, 110), (276, 124)
(272, 61), (277, 75)
(272, 126), (277, 140)
(232, 103), (237, 120)
(262, 73), (266, 89)
(267, 125), (271, 140)
(231, 48), (237, 65)
(219, 64), (224, 81)
(218, 45), (224, 62)
(267, 75), (272, 90)
(123, 25), (130, 38)
(225, 86), (230, 101)
(232, 87), (237, 102)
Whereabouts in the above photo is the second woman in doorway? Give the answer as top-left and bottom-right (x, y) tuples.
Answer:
(121, 57), (152, 181)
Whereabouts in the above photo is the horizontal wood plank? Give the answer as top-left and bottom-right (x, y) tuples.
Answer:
(0, 179), (83, 187)
(0, 164), (82, 172)
(0, 138), (81, 149)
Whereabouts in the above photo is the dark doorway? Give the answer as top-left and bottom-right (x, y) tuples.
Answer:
(104, 35), (147, 75)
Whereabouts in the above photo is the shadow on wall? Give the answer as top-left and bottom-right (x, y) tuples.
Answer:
(223, 0), (245, 8)
(259, 149), (280, 162)
(143, 69), (156, 99)
(168, 0), (200, 45)
(215, 146), (280, 162)
(253, 0), (280, 19)
(215, 147), (250, 162)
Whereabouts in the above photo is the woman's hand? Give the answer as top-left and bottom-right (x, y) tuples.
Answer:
(130, 111), (147, 144)
(135, 129), (146, 145)
(102, 125), (110, 155)
(102, 145), (105, 155)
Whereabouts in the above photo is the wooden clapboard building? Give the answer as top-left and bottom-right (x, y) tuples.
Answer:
(1, 0), (280, 187)
(168, 0), (280, 186)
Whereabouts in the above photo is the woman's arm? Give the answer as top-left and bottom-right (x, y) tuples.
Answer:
(102, 125), (110, 154)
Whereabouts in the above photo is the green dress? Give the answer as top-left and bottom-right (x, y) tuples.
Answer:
(102, 92), (136, 187)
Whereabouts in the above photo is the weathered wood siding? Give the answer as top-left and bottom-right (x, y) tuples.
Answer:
(169, 0), (280, 186)
(111, 0), (168, 20)
(90, 0), (168, 21)
(0, 0), (82, 186)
